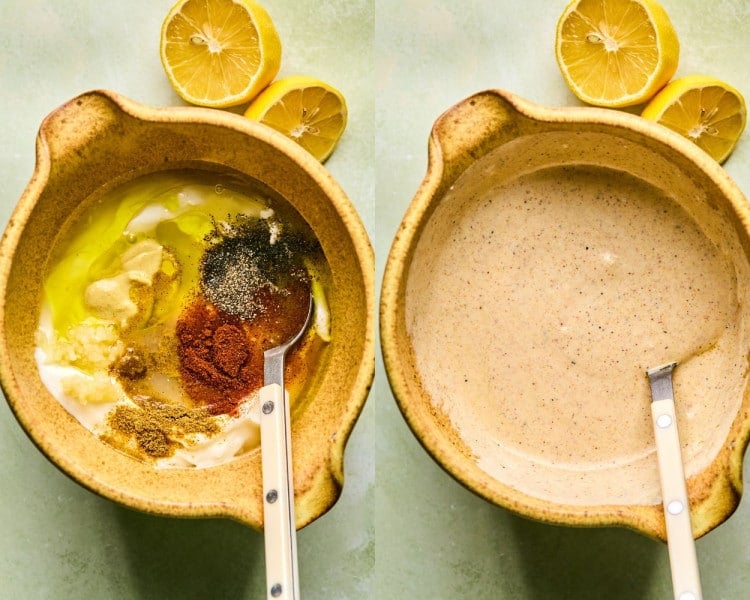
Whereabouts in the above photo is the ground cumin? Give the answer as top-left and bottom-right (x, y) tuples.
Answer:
(105, 397), (219, 459)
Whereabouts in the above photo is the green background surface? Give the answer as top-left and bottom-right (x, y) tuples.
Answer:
(1, 1), (749, 598)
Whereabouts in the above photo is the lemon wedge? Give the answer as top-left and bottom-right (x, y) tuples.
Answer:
(642, 74), (747, 163)
(244, 75), (348, 162)
(555, 0), (680, 107)
(159, 0), (282, 108)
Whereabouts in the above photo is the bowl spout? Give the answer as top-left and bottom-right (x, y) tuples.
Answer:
(38, 91), (130, 165)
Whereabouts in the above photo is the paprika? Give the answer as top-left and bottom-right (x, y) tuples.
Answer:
(176, 298), (264, 415)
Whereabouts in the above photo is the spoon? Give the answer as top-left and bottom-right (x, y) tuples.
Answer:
(646, 362), (702, 600)
(260, 295), (313, 600)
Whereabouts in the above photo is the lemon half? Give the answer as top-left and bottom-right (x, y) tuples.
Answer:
(160, 0), (282, 108)
(244, 75), (348, 162)
(555, 0), (680, 108)
(642, 74), (747, 164)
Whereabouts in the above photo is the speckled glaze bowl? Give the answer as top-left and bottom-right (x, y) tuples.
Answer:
(380, 89), (750, 541)
(0, 90), (374, 531)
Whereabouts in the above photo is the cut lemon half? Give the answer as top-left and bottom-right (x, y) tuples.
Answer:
(160, 0), (282, 108)
(555, 0), (680, 107)
(244, 75), (348, 162)
(642, 75), (747, 164)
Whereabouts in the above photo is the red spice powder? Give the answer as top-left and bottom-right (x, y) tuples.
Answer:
(176, 299), (264, 415)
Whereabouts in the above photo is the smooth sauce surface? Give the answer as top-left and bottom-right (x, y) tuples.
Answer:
(406, 162), (750, 506)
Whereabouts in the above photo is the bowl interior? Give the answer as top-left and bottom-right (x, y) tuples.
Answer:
(385, 101), (750, 538)
(0, 91), (374, 529)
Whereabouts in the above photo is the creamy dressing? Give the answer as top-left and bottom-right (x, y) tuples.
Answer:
(406, 158), (750, 506)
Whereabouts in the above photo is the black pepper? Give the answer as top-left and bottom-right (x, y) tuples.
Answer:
(199, 218), (315, 320)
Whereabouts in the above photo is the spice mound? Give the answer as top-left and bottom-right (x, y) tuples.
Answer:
(35, 171), (329, 468)
(177, 299), (264, 414)
(104, 397), (219, 459)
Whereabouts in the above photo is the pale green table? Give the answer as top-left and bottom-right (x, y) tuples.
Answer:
(2, 1), (750, 598)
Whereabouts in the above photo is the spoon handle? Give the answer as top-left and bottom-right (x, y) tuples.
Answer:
(260, 383), (300, 600)
(648, 363), (702, 600)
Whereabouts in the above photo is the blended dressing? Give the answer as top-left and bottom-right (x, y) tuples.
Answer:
(406, 158), (750, 506)
(36, 170), (329, 468)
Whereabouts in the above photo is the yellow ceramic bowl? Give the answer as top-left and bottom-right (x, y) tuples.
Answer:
(0, 90), (374, 530)
(381, 89), (750, 541)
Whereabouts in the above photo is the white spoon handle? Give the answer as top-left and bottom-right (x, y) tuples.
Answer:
(651, 397), (702, 600)
(260, 383), (300, 600)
